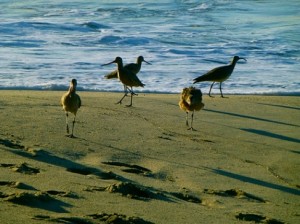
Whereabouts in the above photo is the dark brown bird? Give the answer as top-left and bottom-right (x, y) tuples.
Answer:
(104, 56), (150, 96)
(61, 79), (81, 138)
(193, 56), (246, 97)
(179, 86), (204, 131)
(102, 57), (145, 107)
(104, 56), (151, 80)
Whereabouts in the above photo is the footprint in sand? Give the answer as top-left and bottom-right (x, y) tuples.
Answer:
(104, 181), (202, 204)
(46, 190), (79, 198)
(88, 212), (154, 224)
(102, 161), (176, 182)
(235, 213), (285, 224)
(169, 188), (202, 204)
(13, 163), (40, 174)
(105, 182), (155, 200)
(170, 191), (202, 203)
(3, 191), (71, 212)
(0, 181), (37, 190)
(0, 138), (25, 149)
(1, 162), (40, 175)
(102, 161), (152, 176)
(33, 212), (154, 224)
(66, 167), (116, 180)
(203, 188), (267, 203)
(33, 215), (93, 224)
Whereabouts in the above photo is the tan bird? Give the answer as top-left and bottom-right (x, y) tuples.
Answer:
(193, 56), (246, 97)
(102, 57), (145, 107)
(61, 79), (81, 138)
(179, 86), (204, 131)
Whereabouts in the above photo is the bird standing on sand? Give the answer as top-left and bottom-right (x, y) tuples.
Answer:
(102, 57), (145, 107)
(179, 86), (204, 131)
(104, 56), (150, 96)
(61, 79), (81, 138)
(193, 56), (246, 97)
(105, 56), (151, 79)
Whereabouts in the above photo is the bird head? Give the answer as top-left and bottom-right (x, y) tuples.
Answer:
(138, 56), (151, 65)
(101, 57), (123, 66)
(233, 56), (247, 63)
(71, 79), (77, 87)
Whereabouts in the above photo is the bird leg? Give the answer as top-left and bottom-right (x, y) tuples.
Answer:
(65, 113), (69, 134)
(208, 82), (215, 97)
(187, 111), (196, 131)
(123, 85), (128, 96)
(126, 86), (138, 96)
(219, 82), (224, 98)
(116, 86), (128, 105)
(126, 91), (133, 107)
(116, 92), (127, 105)
(185, 112), (189, 126)
(69, 115), (76, 138)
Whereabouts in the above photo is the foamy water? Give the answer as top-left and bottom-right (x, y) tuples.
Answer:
(0, 0), (299, 95)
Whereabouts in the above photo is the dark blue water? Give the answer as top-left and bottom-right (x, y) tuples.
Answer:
(0, 0), (299, 95)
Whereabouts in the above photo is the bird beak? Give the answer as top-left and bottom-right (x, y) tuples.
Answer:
(101, 60), (115, 66)
(239, 57), (247, 62)
(143, 59), (151, 65)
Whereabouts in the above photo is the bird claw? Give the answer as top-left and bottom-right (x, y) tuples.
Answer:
(66, 134), (76, 138)
(187, 127), (197, 131)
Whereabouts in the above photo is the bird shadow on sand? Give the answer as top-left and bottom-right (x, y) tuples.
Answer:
(290, 150), (300, 155)
(1, 139), (124, 181)
(206, 167), (300, 196)
(256, 102), (300, 111)
(204, 109), (299, 127)
(241, 128), (300, 144)
(3, 191), (71, 213)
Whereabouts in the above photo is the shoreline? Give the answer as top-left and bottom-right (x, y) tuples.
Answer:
(1, 89), (300, 96)
(0, 91), (299, 223)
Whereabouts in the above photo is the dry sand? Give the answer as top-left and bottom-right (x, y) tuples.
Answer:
(0, 90), (299, 224)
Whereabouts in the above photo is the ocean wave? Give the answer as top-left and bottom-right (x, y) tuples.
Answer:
(99, 35), (153, 46)
(0, 40), (45, 48)
(82, 21), (110, 30)
(1, 85), (299, 96)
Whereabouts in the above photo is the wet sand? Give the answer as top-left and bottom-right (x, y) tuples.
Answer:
(0, 90), (299, 223)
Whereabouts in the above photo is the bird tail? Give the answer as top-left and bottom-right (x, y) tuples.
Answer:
(193, 76), (206, 84)
(105, 70), (118, 79)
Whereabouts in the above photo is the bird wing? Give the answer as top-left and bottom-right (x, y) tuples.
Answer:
(124, 63), (140, 75)
(120, 68), (145, 87)
(104, 70), (118, 79)
(77, 94), (82, 108)
(193, 65), (230, 83)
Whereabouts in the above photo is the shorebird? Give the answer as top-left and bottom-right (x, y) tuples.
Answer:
(193, 56), (246, 97)
(105, 56), (151, 79)
(104, 56), (150, 95)
(102, 57), (145, 107)
(179, 86), (204, 131)
(61, 79), (81, 138)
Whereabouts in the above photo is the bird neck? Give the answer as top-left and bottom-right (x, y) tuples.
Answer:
(69, 85), (76, 94)
(137, 59), (143, 67)
(230, 58), (239, 68)
(116, 61), (123, 70)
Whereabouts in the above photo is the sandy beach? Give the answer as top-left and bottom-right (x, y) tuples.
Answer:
(0, 90), (299, 224)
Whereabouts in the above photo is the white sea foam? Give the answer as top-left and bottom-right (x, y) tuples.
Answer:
(0, 0), (299, 95)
